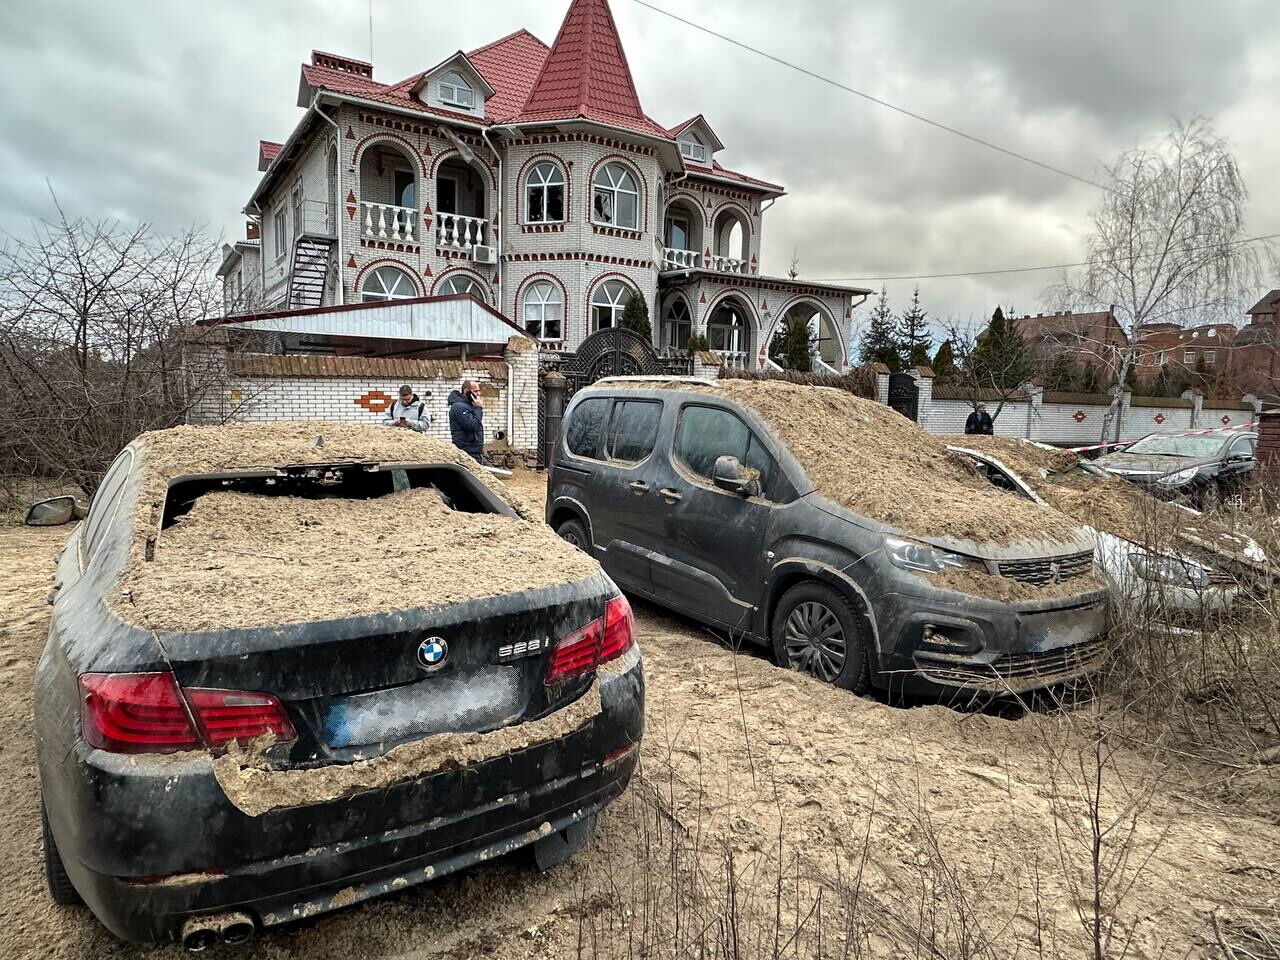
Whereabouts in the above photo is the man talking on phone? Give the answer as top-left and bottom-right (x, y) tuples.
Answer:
(447, 379), (485, 462)
(385, 384), (432, 432)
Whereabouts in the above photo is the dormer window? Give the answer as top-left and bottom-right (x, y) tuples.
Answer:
(679, 133), (707, 163)
(439, 72), (474, 109)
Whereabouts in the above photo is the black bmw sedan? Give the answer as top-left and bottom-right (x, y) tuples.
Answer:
(29, 423), (643, 949)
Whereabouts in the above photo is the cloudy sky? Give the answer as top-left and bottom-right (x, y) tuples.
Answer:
(3, 0), (1278, 340)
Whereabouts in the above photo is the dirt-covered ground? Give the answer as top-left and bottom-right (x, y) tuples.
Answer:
(2, 473), (1278, 958)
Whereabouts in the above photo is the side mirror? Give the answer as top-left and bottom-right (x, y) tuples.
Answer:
(25, 496), (77, 527)
(711, 455), (761, 498)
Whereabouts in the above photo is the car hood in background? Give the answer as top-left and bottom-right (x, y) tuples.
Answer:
(1094, 452), (1215, 477)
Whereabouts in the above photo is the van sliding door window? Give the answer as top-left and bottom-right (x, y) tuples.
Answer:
(606, 401), (662, 464)
(566, 398), (611, 460)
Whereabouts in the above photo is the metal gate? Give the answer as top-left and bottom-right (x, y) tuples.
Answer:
(887, 372), (919, 422)
(562, 327), (689, 397)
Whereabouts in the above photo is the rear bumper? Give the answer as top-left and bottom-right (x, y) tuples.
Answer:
(874, 586), (1109, 697)
(65, 748), (637, 944)
(41, 656), (644, 945)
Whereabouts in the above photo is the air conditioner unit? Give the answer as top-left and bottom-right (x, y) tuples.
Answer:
(472, 245), (497, 264)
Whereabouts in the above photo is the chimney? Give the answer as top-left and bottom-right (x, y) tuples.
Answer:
(246, 222), (260, 241)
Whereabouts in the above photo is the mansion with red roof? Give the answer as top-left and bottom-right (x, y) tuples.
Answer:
(216, 0), (869, 373)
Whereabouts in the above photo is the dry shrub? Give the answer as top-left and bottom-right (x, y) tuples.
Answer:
(719, 364), (878, 400)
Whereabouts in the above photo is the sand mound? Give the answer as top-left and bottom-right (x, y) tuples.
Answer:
(707, 381), (1081, 547)
(110, 423), (591, 631)
(949, 436), (1244, 554)
(117, 488), (599, 631)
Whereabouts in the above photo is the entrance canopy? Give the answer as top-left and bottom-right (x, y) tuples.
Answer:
(204, 295), (532, 347)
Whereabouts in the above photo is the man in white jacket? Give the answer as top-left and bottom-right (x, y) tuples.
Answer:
(385, 385), (432, 433)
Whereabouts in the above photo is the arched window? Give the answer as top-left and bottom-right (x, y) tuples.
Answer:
(360, 265), (417, 302)
(679, 132), (706, 163)
(438, 274), (487, 302)
(662, 298), (693, 351)
(708, 300), (751, 368)
(522, 280), (563, 341)
(439, 72), (474, 109)
(592, 163), (639, 229)
(591, 279), (634, 331)
(525, 163), (565, 223)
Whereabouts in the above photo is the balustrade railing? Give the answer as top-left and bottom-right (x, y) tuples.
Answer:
(661, 247), (700, 270)
(708, 255), (747, 274)
(361, 202), (417, 243)
(436, 213), (488, 251)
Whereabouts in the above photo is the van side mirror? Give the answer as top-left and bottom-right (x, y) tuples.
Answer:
(25, 496), (77, 527)
(712, 455), (760, 498)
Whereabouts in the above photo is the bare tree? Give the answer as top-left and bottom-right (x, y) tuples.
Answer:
(0, 206), (231, 496)
(1047, 116), (1264, 440)
(944, 309), (1033, 424)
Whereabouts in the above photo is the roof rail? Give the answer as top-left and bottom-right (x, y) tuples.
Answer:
(590, 375), (720, 388)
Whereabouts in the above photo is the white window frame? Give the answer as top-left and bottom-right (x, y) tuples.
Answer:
(1183, 350), (1195, 364)
(273, 206), (287, 260)
(438, 274), (487, 302)
(522, 280), (563, 341)
(525, 162), (566, 224)
(1204, 350), (1216, 364)
(663, 298), (693, 350)
(679, 133), (707, 163)
(591, 279), (635, 332)
(592, 162), (640, 230)
(360, 265), (418, 303)
(291, 182), (304, 235)
(439, 72), (474, 109)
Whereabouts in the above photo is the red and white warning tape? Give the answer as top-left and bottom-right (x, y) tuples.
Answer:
(1068, 421), (1257, 453)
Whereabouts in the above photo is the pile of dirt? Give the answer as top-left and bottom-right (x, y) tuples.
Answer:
(118, 487), (599, 631)
(951, 436), (1231, 551)
(212, 683), (601, 817)
(708, 381), (1081, 547)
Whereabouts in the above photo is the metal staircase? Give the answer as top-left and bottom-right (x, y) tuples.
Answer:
(287, 234), (334, 310)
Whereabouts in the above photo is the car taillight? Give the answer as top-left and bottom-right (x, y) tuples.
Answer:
(599, 594), (635, 664)
(545, 595), (635, 684)
(79, 672), (296, 755)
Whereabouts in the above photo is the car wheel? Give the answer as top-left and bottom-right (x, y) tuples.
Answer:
(42, 800), (81, 906)
(770, 582), (870, 693)
(555, 517), (589, 553)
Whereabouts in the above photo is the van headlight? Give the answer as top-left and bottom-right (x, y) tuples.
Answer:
(885, 536), (981, 574)
(1128, 553), (1210, 587)
(1157, 467), (1200, 487)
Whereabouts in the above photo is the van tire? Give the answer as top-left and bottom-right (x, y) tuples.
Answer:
(770, 582), (870, 694)
(554, 517), (590, 553)
(42, 800), (81, 906)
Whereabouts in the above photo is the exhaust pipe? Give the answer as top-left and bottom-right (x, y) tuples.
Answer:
(180, 911), (256, 951)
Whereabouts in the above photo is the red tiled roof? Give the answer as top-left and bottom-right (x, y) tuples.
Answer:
(515, 0), (670, 139)
(301, 62), (490, 126)
(260, 140), (282, 161)
(468, 30), (550, 123)
(683, 160), (784, 194)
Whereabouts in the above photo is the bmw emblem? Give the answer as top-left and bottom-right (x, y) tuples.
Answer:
(417, 637), (448, 672)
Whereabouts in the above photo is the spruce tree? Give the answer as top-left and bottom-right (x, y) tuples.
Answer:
(857, 287), (901, 371)
(784, 316), (812, 372)
(619, 294), (652, 340)
(969, 306), (1031, 389)
(897, 286), (933, 369)
(931, 339), (957, 381)
(1043, 351), (1076, 391)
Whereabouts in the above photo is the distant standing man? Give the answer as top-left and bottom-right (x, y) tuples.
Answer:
(965, 403), (994, 436)
(448, 380), (485, 462)
(386, 385), (432, 432)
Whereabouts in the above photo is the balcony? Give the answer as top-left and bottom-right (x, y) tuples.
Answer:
(362, 202), (417, 244)
(436, 213), (488, 253)
(661, 248), (748, 275)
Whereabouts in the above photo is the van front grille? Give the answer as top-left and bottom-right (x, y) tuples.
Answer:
(996, 551), (1093, 585)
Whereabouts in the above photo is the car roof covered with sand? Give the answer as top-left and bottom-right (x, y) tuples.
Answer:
(591, 379), (1091, 559)
(97, 422), (603, 633)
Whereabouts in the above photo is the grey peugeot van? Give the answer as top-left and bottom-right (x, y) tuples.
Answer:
(546, 378), (1110, 697)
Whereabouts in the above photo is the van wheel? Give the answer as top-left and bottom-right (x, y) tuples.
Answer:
(42, 800), (81, 906)
(555, 518), (589, 553)
(1197, 482), (1222, 512)
(770, 582), (870, 694)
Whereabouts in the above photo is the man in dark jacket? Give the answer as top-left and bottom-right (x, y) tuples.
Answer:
(448, 380), (485, 462)
(964, 403), (994, 435)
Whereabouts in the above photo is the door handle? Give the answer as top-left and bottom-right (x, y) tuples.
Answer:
(629, 481), (650, 494)
(659, 487), (682, 503)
